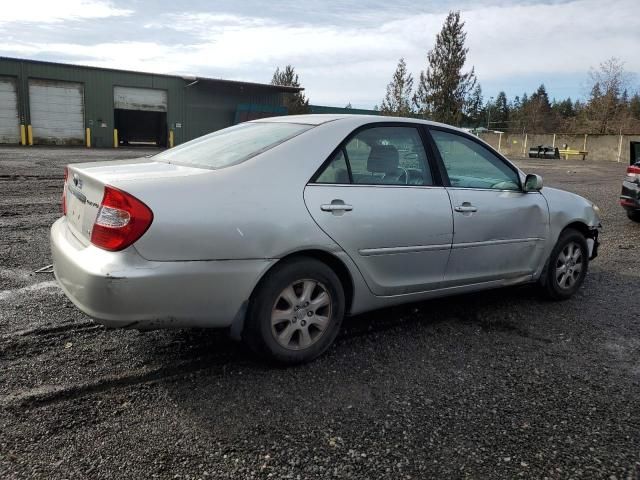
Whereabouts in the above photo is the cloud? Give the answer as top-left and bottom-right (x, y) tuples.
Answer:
(0, 0), (131, 23)
(0, 0), (637, 107)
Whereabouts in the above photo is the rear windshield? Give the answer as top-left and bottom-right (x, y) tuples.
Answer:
(154, 122), (313, 169)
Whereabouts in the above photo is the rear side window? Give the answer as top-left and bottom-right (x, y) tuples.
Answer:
(155, 122), (313, 169)
(313, 126), (434, 186)
(315, 150), (350, 184)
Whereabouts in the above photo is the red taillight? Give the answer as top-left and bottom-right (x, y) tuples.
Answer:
(626, 165), (640, 183)
(90, 185), (153, 251)
(62, 166), (68, 215)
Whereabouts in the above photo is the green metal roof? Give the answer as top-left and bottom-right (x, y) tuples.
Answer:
(0, 56), (303, 93)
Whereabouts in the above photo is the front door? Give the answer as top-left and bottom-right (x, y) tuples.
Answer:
(428, 128), (549, 287)
(304, 125), (453, 296)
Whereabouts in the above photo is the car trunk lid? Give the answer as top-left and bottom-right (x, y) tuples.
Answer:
(64, 159), (208, 245)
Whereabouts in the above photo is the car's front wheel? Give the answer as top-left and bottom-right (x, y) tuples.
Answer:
(540, 228), (589, 300)
(244, 257), (345, 365)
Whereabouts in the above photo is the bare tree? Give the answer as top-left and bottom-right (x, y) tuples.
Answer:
(586, 57), (632, 133)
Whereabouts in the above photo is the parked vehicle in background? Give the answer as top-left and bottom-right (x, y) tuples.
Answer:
(51, 115), (602, 364)
(620, 141), (640, 222)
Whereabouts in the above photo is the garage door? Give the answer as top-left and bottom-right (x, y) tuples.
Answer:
(29, 79), (85, 145)
(0, 77), (20, 144)
(114, 86), (167, 112)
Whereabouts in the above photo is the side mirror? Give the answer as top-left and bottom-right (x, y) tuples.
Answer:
(524, 173), (543, 192)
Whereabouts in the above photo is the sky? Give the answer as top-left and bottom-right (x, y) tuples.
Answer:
(0, 0), (638, 109)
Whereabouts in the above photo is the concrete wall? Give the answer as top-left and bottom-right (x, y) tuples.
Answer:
(479, 132), (640, 162)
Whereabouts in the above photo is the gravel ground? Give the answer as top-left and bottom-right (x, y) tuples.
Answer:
(0, 147), (638, 479)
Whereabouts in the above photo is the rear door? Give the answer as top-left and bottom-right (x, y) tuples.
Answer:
(304, 124), (453, 296)
(428, 127), (549, 287)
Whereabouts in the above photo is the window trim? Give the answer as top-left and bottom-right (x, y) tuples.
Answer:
(425, 125), (523, 191)
(309, 122), (442, 187)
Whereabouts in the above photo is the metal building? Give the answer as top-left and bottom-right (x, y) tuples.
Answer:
(0, 57), (299, 148)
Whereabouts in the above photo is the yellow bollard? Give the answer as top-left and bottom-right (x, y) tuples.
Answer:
(20, 124), (26, 146)
(27, 125), (33, 146)
(113, 129), (118, 148)
(168, 129), (174, 148)
(86, 127), (91, 148)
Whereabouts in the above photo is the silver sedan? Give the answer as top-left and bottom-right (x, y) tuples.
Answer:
(51, 115), (601, 364)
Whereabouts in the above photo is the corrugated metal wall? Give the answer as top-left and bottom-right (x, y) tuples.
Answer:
(183, 81), (284, 141)
(0, 57), (287, 147)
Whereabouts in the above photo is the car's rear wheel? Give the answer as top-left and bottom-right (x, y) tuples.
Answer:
(540, 228), (589, 300)
(244, 257), (345, 365)
(627, 209), (640, 222)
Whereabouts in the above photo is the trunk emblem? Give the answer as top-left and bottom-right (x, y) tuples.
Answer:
(73, 174), (82, 189)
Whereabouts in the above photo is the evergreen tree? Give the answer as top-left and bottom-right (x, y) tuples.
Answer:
(532, 84), (551, 110)
(380, 58), (414, 117)
(271, 65), (310, 115)
(465, 84), (484, 126)
(554, 97), (575, 118)
(522, 84), (553, 132)
(512, 95), (521, 112)
(413, 11), (476, 125)
(621, 89), (629, 105)
(493, 91), (509, 128)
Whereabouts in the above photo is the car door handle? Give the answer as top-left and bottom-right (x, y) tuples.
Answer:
(321, 203), (353, 212)
(454, 204), (478, 213)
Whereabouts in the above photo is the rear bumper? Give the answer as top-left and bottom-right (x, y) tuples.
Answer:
(50, 217), (275, 329)
(620, 181), (640, 211)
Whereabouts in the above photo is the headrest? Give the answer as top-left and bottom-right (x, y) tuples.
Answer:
(367, 144), (399, 174)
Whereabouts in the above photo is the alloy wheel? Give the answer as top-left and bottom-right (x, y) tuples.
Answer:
(271, 279), (332, 350)
(555, 241), (584, 290)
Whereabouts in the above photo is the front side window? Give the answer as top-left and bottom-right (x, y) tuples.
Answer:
(314, 126), (433, 186)
(430, 130), (520, 190)
(154, 122), (313, 169)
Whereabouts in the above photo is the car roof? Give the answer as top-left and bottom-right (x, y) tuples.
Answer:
(252, 113), (468, 133)
(252, 114), (352, 125)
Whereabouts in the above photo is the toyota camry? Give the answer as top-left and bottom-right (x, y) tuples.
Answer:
(51, 115), (601, 364)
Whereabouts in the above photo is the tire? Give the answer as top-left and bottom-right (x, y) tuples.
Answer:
(243, 257), (345, 365)
(539, 228), (589, 300)
(627, 210), (640, 222)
